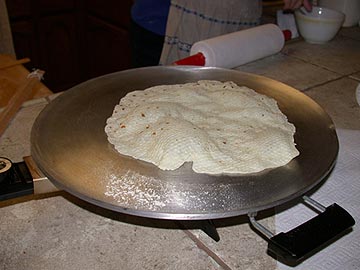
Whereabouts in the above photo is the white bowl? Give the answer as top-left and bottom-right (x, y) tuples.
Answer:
(318, 0), (360, 27)
(295, 6), (345, 44)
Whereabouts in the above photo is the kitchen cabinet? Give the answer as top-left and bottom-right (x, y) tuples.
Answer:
(82, 14), (131, 80)
(6, 0), (132, 92)
(85, 0), (132, 27)
(37, 13), (80, 91)
(8, 21), (35, 63)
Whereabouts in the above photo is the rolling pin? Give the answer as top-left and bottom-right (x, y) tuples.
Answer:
(174, 24), (291, 68)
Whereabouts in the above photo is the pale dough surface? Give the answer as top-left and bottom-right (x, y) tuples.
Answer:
(105, 80), (299, 174)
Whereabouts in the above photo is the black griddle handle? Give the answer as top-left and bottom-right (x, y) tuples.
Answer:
(268, 203), (355, 265)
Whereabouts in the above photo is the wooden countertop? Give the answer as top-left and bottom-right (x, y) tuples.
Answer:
(0, 54), (53, 136)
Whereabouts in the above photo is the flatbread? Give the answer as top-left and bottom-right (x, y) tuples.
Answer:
(105, 80), (299, 174)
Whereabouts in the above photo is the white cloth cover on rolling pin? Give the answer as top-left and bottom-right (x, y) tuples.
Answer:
(190, 24), (285, 68)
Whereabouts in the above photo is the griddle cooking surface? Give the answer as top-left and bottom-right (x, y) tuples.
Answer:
(31, 67), (338, 220)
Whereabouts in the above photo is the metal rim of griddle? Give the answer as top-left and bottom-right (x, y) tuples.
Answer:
(31, 66), (338, 220)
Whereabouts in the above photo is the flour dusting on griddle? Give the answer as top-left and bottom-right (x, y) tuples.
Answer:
(105, 171), (166, 211)
(104, 170), (239, 212)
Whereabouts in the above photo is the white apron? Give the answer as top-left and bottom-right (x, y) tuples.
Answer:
(159, 0), (262, 65)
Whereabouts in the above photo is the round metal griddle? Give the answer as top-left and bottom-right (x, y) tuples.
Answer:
(31, 66), (338, 220)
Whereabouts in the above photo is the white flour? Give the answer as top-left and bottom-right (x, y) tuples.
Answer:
(104, 169), (237, 213)
(105, 171), (166, 211)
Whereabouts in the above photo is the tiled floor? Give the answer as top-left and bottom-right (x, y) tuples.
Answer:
(0, 100), (48, 162)
(236, 53), (341, 91)
(305, 77), (360, 129)
(0, 196), (219, 270)
(236, 27), (360, 131)
(1, 26), (360, 270)
(283, 36), (360, 75)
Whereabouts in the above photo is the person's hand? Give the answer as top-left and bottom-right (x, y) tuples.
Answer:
(283, 0), (312, 11)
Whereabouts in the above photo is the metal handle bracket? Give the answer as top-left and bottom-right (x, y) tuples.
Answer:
(249, 197), (355, 265)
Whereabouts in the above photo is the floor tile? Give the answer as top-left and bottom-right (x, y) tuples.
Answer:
(0, 195), (221, 270)
(0, 102), (48, 162)
(282, 36), (360, 75)
(305, 77), (360, 129)
(22, 97), (48, 108)
(47, 92), (63, 101)
(339, 26), (360, 41)
(236, 53), (340, 91)
(349, 72), (360, 81)
(184, 214), (277, 270)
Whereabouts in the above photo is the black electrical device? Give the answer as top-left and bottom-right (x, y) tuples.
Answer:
(0, 157), (34, 201)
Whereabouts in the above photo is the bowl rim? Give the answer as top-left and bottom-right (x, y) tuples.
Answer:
(295, 6), (345, 22)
